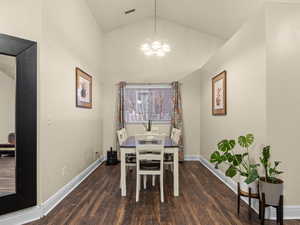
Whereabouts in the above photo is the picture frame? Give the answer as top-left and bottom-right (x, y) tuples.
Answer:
(212, 71), (227, 115)
(76, 67), (92, 108)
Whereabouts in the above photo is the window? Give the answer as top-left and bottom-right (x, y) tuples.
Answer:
(124, 84), (173, 123)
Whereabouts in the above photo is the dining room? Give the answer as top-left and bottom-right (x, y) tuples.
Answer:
(1, 0), (300, 224)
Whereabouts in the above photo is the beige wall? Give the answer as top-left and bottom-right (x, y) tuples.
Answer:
(39, 0), (104, 202)
(198, 9), (266, 170)
(102, 19), (224, 155)
(0, 0), (104, 206)
(0, 0), (42, 42)
(265, 2), (300, 205)
(0, 71), (15, 143)
(193, 3), (300, 205)
(0, 0), (42, 205)
(180, 72), (201, 157)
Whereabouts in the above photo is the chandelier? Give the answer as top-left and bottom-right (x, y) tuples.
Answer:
(141, 0), (171, 56)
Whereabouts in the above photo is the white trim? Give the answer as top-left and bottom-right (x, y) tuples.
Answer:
(41, 156), (106, 215)
(184, 155), (200, 161)
(0, 156), (106, 225)
(0, 206), (42, 225)
(125, 84), (172, 89)
(199, 155), (300, 220)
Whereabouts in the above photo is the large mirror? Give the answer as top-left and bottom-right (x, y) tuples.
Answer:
(0, 33), (37, 216)
(0, 55), (16, 197)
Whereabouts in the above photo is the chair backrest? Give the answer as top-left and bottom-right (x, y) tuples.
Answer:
(117, 128), (127, 145)
(121, 128), (128, 140)
(171, 128), (181, 144)
(135, 134), (165, 171)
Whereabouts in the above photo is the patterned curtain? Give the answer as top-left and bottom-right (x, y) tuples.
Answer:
(171, 81), (184, 162)
(115, 81), (126, 153)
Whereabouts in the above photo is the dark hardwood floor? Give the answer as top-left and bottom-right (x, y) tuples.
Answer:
(0, 156), (15, 196)
(27, 162), (299, 225)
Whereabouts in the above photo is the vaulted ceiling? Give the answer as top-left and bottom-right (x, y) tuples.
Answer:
(86, 0), (264, 39)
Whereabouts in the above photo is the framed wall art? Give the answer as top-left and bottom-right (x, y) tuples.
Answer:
(212, 71), (227, 115)
(76, 67), (92, 109)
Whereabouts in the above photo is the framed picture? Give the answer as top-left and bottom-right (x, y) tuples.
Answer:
(212, 71), (227, 115)
(76, 67), (92, 108)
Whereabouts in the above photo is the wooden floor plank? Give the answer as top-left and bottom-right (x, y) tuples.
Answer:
(27, 162), (300, 225)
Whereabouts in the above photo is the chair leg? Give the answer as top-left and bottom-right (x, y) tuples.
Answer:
(160, 174), (164, 203)
(152, 175), (155, 186)
(136, 174), (140, 202)
(143, 175), (147, 189)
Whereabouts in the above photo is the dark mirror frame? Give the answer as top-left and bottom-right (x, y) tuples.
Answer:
(0, 33), (37, 215)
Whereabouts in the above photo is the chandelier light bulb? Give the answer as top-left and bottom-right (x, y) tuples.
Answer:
(141, 40), (171, 56)
(140, 0), (171, 56)
(162, 44), (170, 52)
(141, 43), (150, 51)
(152, 41), (161, 50)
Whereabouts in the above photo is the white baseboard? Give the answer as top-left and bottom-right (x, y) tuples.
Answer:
(184, 155), (200, 161)
(199, 156), (300, 220)
(41, 156), (106, 215)
(0, 206), (42, 225)
(0, 156), (106, 225)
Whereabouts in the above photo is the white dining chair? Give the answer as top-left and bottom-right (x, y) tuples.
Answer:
(164, 128), (181, 172)
(135, 134), (165, 202)
(118, 128), (135, 188)
(171, 128), (181, 145)
(117, 128), (127, 145)
(121, 128), (128, 140)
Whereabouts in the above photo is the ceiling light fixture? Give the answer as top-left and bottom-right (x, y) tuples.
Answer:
(141, 0), (171, 57)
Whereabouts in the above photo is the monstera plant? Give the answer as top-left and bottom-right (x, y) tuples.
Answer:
(210, 134), (260, 185)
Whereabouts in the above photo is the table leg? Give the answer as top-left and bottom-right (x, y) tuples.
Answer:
(173, 149), (179, 196)
(121, 150), (126, 196)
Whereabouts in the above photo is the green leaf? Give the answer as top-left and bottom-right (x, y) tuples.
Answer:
(244, 169), (259, 184)
(224, 152), (234, 162)
(210, 151), (221, 163)
(225, 166), (237, 178)
(233, 154), (242, 166)
(218, 140), (235, 152)
(262, 146), (270, 161)
(238, 134), (254, 148)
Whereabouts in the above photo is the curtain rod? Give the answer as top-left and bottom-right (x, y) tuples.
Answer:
(115, 82), (182, 85)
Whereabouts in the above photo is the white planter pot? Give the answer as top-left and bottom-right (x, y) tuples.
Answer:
(240, 177), (258, 194)
(259, 178), (283, 206)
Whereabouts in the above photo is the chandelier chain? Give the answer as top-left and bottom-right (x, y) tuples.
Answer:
(154, 0), (157, 34)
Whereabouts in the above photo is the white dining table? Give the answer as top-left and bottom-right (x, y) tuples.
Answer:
(120, 136), (179, 197)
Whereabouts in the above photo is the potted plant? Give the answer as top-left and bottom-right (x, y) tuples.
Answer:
(210, 134), (260, 193)
(259, 145), (283, 205)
